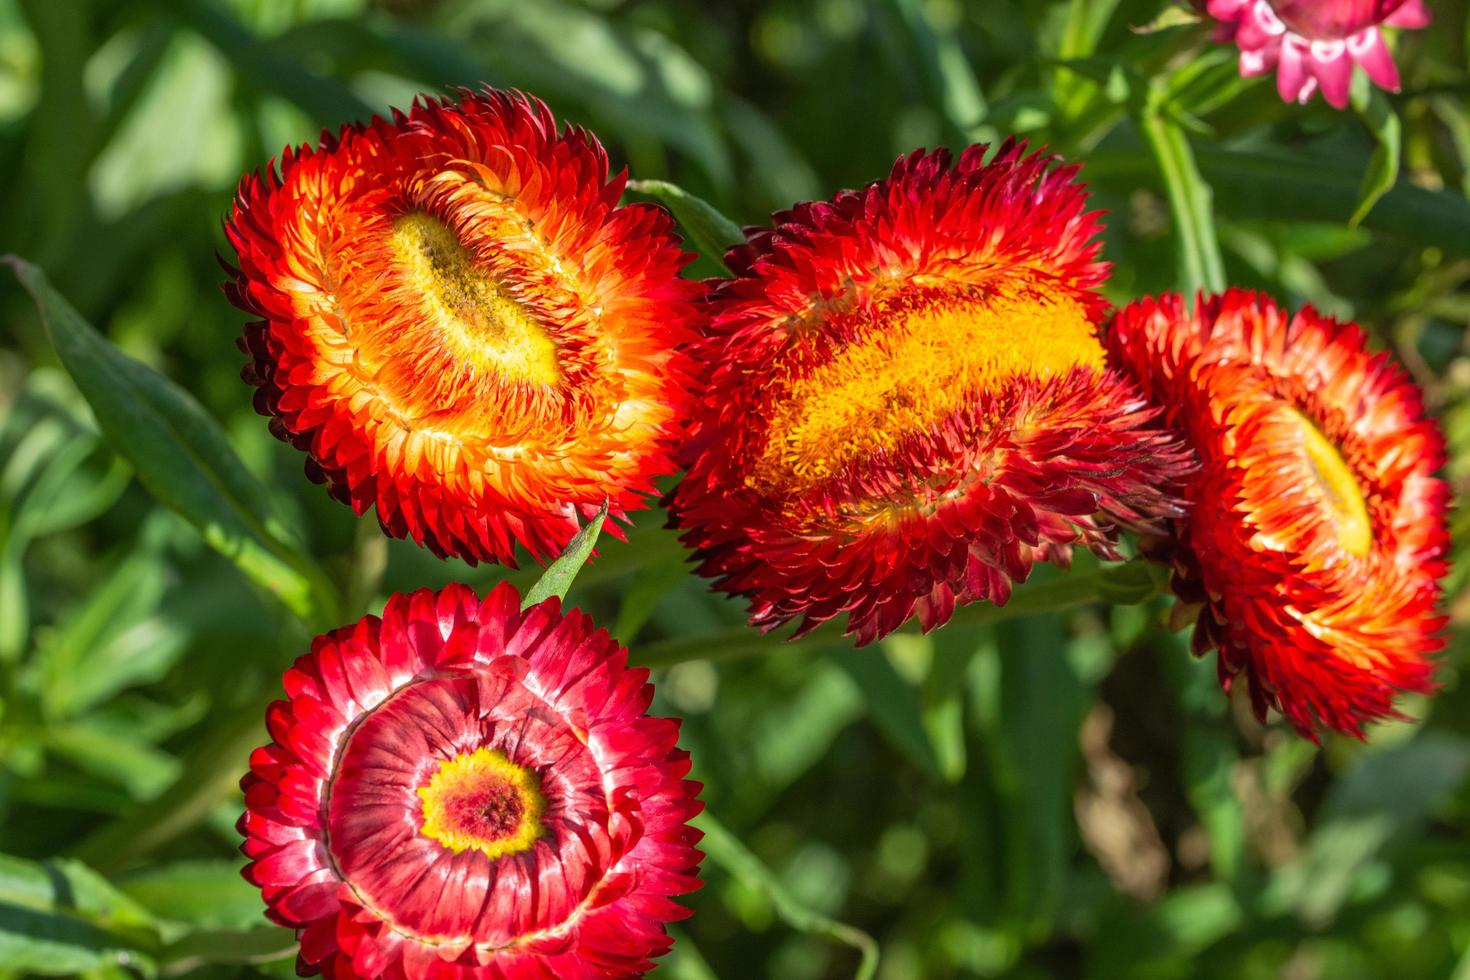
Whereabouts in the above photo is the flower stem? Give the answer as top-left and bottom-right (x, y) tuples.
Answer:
(1138, 91), (1227, 296)
(633, 560), (1165, 668)
(697, 811), (880, 980)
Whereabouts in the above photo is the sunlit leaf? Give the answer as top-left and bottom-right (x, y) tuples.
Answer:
(8, 257), (337, 626)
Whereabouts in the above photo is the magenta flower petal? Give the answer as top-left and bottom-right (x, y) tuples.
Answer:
(1200, 0), (1431, 107)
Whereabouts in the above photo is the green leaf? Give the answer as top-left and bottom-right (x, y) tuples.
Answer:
(837, 646), (943, 782)
(698, 811), (879, 980)
(0, 853), (161, 975)
(1085, 146), (1470, 254)
(626, 179), (743, 272)
(148, 0), (370, 127)
(1269, 733), (1470, 926)
(521, 500), (609, 609)
(1137, 100), (1227, 294)
(611, 549), (693, 644)
(158, 925), (296, 973)
(7, 257), (336, 626)
(1350, 84), (1401, 227)
(117, 861), (266, 931)
(70, 689), (280, 872)
(884, 0), (988, 139)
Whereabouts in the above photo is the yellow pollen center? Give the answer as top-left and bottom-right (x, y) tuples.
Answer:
(752, 287), (1105, 493)
(1289, 409), (1372, 558)
(390, 212), (561, 387)
(417, 747), (545, 859)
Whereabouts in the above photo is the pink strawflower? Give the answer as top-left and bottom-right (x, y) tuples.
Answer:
(1203, 0), (1432, 108)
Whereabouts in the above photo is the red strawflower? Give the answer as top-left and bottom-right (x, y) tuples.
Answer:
(1200, 0), (1431, 108)
(240, 583), (704, 978)
(668, 143), (1193, 644)
(225, 88), (699, 566)
(1107, 290), (1450, 738)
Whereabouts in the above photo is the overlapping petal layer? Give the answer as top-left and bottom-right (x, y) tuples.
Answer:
(226, 88), (699, 565)
(1107, 290), (1450, 737)
(1202, 0), (1431, 107)
(240, 583), (703, 978)
(670, 143), (1193, 644)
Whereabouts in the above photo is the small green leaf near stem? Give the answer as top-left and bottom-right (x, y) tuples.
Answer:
(521, 500), (609, 609)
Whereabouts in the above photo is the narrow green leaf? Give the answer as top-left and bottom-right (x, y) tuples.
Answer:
(626, 179), (743, 272)
(0, 853), (161, 975)
(1350, 85), (1402, 227)
(1138, 100), (1227, 295)
(149, 0), (371, 127)
(70, 689), (279, 871)
(521, 500), (609, 609)
(698, 812), (879, 980)
(7, 257), (336, 625)
(885, 0), (988, 139)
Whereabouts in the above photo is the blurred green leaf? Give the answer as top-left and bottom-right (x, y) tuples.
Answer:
(0, 852), (160, 975)
(70, 689), (276, 872)
(627, 178), (743, 272)
(838, 646), (944, 782)
(884, 0), (987, 139)
(699, 811), (879, 980)
(1268, 733), (1470, 926)
(35, 533), (185, 719)
(987, 615), (1090, 935)
(156, 924), (295, 973)
(7, 257), (336, 626)
(521, 500), (608, 609)
(117, 861), (264, 931)
(149, 0), (370, 127)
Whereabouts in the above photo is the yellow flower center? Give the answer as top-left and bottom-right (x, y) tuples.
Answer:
(390, 211), (562, 388)
(751, 283), (1105, 494)
(1290, 409), (1372, 557)
(417, 747), (544, 859)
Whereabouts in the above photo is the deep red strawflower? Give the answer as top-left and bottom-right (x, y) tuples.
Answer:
(1199, 0), (1431, 108)
(225, 88), (699, 566)
(1107, 290), (1450, 738)
(668, 142), (1194, 644)
(240, 583), (703, 978)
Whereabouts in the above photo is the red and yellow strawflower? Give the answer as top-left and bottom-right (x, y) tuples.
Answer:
(669, 143), (1194, 643)
(1106, 290), (1450, 738)
(225, 88), (699, 566)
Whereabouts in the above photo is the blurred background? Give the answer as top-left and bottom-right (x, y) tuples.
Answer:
(4, 0), (1470, 977)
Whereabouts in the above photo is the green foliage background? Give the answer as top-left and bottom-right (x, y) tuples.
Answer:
(3, 0), (1470, 977)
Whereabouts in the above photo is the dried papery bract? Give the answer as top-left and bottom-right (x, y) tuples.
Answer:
(1107, 290), (1450, 738)
(226, 88), (699, 566)
(670, 142), (1193, 644)
(240, 582), (704, 978)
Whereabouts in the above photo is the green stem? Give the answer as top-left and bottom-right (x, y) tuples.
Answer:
(1138, 94), (1227, 295)
(698, 812), (880, 980)
(634, 560), (1164, 668)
